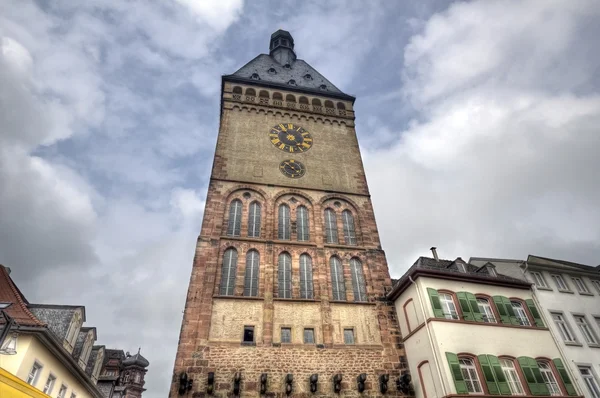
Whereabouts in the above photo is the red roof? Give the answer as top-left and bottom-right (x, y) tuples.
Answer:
(0, 265), (45, 327)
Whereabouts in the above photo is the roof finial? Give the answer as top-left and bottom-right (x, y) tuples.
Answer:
(138, 347), (141, 355)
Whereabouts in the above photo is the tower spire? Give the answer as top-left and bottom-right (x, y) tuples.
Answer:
(269, 29), (296, 65)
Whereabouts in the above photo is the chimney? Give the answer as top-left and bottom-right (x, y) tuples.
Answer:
(430, 247), (439, 262)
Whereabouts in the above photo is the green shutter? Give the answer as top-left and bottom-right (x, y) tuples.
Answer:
(518, 357), (549, 396)
(427, 288), (444, 318)
(466, 292), (484, 322)
(553, 358), (577, 396)
(488, 355), (512, 395)
(478, 355), (500, 395)
(502, 296), (521, 325)
(525, 299), (545, 327)
(492, 296), (511, 325)
(446, 352), (469, 394)
(456, 292), (474, 321)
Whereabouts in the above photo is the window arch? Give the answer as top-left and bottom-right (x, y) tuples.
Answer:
(286, 94), (296, 102)
(438, 291), (459, 319)
(227, 199), (242, 237)
(278, 252), (292, 298)
(232, 86), (242, 94)
(475, 296), (497, 323)
(499, 357), (526, 395)
(220, 248), (238, 296)
(244, 250), (259, 297)
(299, 96), (309, 104)
(278, 204), (291, 240)
(330, 256), (346, 301)
(246, 88), (256, 96)
(350, 258), (367, 302)
(458, 356), (484, 394)
(324, 208), (338, 244)
(342, 210), (357, 245)
(273, 92), (283, 100)
(311, 98), (322, 106)
(324, 100), (334, 108)
(337, 102), (346, 110)
(299, 254), (314, 299)
(259, 90), (269, 98)
(247, 201), (261, 237)
(510, 300), (531, 326)
(296, 205), (309, 241)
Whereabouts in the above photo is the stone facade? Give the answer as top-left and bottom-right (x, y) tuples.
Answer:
(170, 32), (405, 397)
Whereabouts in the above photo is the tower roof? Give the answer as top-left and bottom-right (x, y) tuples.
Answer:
(122, 348), (149, 368)
(224, 30), (354, 101)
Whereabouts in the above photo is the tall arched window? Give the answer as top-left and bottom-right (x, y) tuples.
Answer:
(350, 258), (367, 302)
(227, 199), (242, 236)
(220, 248), (238, 296)
(247, 201), (261, 238)
(278, 252), (292, 298)
(324, 208), (338, 244)
(299, 254), (314, 299)
(330, 256), (346, 301)
(297, 206), (309, 241)
(278, 204), (291, 240)
(342, 210), (357, 245)
(244, 250), (259, 297)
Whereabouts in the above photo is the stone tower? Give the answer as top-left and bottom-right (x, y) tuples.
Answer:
(171, 30), (406, 397)
(122, 349), (149, 398)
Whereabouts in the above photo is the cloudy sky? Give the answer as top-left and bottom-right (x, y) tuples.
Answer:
(2, 0), (600, 396)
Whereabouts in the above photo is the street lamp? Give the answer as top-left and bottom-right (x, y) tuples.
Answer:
(0, 303), (17, 355)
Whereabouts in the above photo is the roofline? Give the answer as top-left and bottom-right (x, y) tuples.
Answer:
(468, 257), (525, 264)
(28, 304), (86, 322)
(18, 327), (105, 398)
(528, 254), (598, 269)
(222, 75), (357, 103)
(0, 266), (45, 327)
(387, 267), (532, 301)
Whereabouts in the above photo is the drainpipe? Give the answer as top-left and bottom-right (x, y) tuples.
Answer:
(409, 275), (448, 397)
(520, 261), (583, 396)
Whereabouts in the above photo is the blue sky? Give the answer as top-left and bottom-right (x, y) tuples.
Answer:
(1, 0), (600, 396)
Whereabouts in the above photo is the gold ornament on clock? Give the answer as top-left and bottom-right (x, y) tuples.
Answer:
(269, 123), (313, 153)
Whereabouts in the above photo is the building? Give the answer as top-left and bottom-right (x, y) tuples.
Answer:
(170, 30), (405, 397)
(388, 252), (583, 398)
(0, 265), (149, 398)
(470, 255), (600, 398)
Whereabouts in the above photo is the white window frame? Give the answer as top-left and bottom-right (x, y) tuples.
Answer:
(551, 312), (578, 343)
(531, 271), (549, 288)
(551, 274), (570, 291)
(457, 263), (466, 273)
(538, 361), (561, 396)
(459, 357), (483, 394)
(476, 298), (497, 323)
(511, 301), (531, 326)
(57, 384), (68, 398)
(439, 293), (458, 320)
(591, 280), (600, 295)
(26, 361), (43, 385)
(573, 314), (599, 345)
(500, 358), (526, 396)
(572, 277), (591, 294)
(42, 373), (56, 394)
(65, 312), (81, 348)
(579, 366), (600, 398)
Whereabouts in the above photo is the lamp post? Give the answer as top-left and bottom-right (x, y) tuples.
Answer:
(0, 303), (17, 355)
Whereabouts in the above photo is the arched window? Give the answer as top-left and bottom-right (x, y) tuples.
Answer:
(278, 204), (291, 240)
(537, 361), (561, 396)
(286, 94), (296, 102)
(458, 357), (484, 393)
(337, 102), (346, 110)
(330, 256), (346, 301)
(246, 88), (256, 96)
(297, 206), (309, 241)
(311, 98), (322, 106)
(232, 86), (242, 94)
(227, 199), (242, 236)
(247, 201), (261, 237)
(500, 358), (525, 395)
(342, 210), (357, 245)
(476, 297), (497, 323)
(273, 92), (283, 100)
(511, 301), (531, 326)
(259, 90), (269, 98)
(324, 100), (334, 108)
(244, 250), (259, 297)
(299, 254), (314, 299)
(220, 248), (238, 296)
(324, 208), (338, 244)
(350, 258), (366, 302)
(439, 292), (459, 319)
(299, 96), (309, 104)
(278, 252), (292, 298)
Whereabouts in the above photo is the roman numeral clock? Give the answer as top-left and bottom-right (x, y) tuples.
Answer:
(270, 122), (312, 178)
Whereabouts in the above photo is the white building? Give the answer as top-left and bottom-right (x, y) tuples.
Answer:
(470, 255), (600, 398)
(389, 253), (582, 398)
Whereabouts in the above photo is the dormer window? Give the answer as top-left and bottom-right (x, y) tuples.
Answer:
(457, 263), (466, 273)
(283, 64), (291, 69)
(488, 266), (497, 277)
(319, 84), (327, 90)
(304, 74), (313, 80)
(250, 73), (260, 80)
(268, 67), (277, 75)
(287, 79), (297, 86)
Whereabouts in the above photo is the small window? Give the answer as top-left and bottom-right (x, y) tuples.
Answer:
(319, 84), (327, 90)
(538, 361), (562, 396)
(282, 39), (288, 46)
(457, 263), (466, 273)
(459, 357), (483, 394)
(273, 92), (283, 100)
(304, 328), (315, 344)
(268, 67), (277, 75)
(311, 98), (322, 106)
(243, 326), (255, 343)
(250, 73), (260, 80)
(287, 79), (297, 86)
(551, 274), (569, 291)
(70, 393), (77, 398)
(245, 88), (256, 96)
(281, 327), (291, 343)
(591, 280), (600, 295)
(232, 86), (242, 94)
(551, 312), (577, 343)
(572, 277), (590, 294)
(343, 329), (355, 344)
(500, 358), (525, 395)
(43, 374), (56, 394)
(439, 293), (459, 320)
(476, 298), (497, 323)
(511, 301), (531, 326)
(284, 63), (291, 69)
(579, 366), (600, 398)
(573, 315), (598, 345)
(531, 271), (549, 288)
(58, 385), (67, 398)
(304, 74), (312, 80)
(27, 362), (42, 385)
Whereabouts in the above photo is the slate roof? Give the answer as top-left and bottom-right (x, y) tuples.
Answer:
(96, 381), (115, 398)
(528, 254), (600, 272)
(0, 265), (45, 327)
(72, 328), (93, 360)
(29, 304), (83, 341)
(86, 346), (104, 376)
(123, 350), (150, 368)
(104, 348), (126, 367)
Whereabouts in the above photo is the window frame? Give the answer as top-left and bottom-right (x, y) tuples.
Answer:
(499, 357), (526, 396)
(438, 291), (459, 320)
(57, 384), (68, 398)
(591, 280), (600, 295)
(244, 250), (260, 297)
(536, 359), (563, 396)
(330, 256), (346, 301)
(531, 271), (550, 289)
(299, 253), (314, 299)
(457, 356), (484, 394)
(572, 313), (599, 346)
(303, 328), (315, 344)
(551, 274), (571, 292)
(242, 325), (255, 343)
(26, 361), (43, 385)
(510, 300), (533, 326)
(278, 204), (291, 240)
(343, 328), (355, 345)
(579, 366), (600, 398)
(278, 252), (292, 299)
(280, 327), (292, 344)
(43, 373), (56, 395)
(341, 209), (357, 245)
(324, 208), (338, 244)
(247, 201), (261, 238)
(227, 199), (243, 237)
(219, 248), (238, 296)
(550, 311), (578, 344)
(572, 277), (592, 295)
(475, 296), (498, 323)
(296, 205), (310, 241)
(350, 257), (367, 302)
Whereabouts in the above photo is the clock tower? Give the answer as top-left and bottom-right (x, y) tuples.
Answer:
(171, 30), (406, 397)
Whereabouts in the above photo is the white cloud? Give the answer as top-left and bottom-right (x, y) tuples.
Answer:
(173, 0), (244, 31)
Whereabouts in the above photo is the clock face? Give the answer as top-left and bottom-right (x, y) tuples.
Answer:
(269, 123), (313, 153)
(279, 159), (306, 178)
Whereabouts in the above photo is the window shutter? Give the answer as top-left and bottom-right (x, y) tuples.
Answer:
(478, 355), (500, 395)
(552, 358), (577, 396)
(445, 352), (469, 394)
(456, 292), (474, 321)
(466, 292), (484, 322)
(518, 357), (549, 396)
(427, 288), (444, 318)
(525, 299), (545, 328)
(487, 355), (512, 395)
(492, 296), (511, 324)
(501, 296), (521, 325)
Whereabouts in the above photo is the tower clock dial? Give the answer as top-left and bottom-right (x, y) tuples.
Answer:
(269, 123), (313, 153)
(279, 159), (306, 178)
